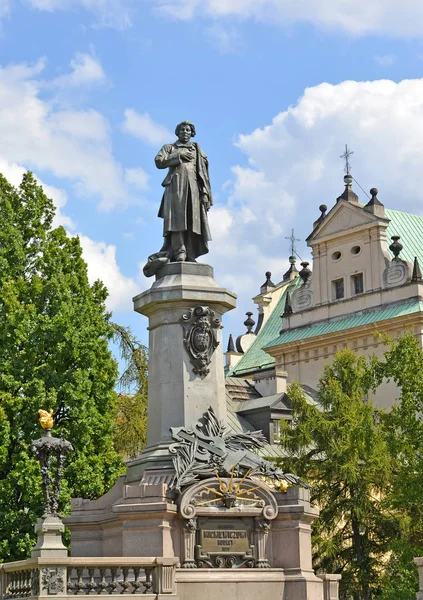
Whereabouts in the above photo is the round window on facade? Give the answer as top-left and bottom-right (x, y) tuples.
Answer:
(351, 245), (361, 256)
(332, 250), (342, 261)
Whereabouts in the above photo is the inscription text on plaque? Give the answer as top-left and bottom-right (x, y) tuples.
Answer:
(201, 530), (249, 553)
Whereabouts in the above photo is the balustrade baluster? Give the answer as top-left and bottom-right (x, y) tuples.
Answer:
(87, 568), (96, 594)
(131, 568), (142, 594)
(120, 568), (130, 594)
(98, 568), (108, 594)
(76, 568), (85, 595)
(143, 569), (152, 595)
(108, 568), (119, 594)
(67, 567), (76, 594)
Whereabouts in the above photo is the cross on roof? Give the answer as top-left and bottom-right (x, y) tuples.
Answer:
(340, 144), (354, 175)
(285, 228), (300, 257)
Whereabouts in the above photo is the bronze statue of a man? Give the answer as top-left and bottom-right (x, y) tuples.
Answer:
(143, 120), (213, 277)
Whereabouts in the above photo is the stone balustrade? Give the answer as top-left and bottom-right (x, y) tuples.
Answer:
(318, 574), (342, 600)
(0, 557), (179, 600)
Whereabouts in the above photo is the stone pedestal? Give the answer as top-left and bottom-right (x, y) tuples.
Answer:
(63, 262), (341, 599)
(127, 263), (236, 482)
(31, 515), (68, 558)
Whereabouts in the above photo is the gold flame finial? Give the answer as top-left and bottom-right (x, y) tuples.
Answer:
(279, 480), (289, 493)
(38, 409), (54, 430)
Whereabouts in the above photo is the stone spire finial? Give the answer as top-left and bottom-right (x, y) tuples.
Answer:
(261, 271), (276, 292)
(283, 256), (299, 281)
(227, 334), (235, 352)
(389, 235), (403, 260)
(336, 174), (359, 204)
(412, 257), (422, 282)
(299, 261), (312, 286)
(283, 292), (293, 317)
(313, 204), (328, 229)
(364, 187), (385, 217)
(244, 312), (255, 334)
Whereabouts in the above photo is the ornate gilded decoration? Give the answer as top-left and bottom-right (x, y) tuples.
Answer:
(38, 409), (54, 430)
(196, 468), (263, 509)
(179, 476), (278, 521)
(180, 306), (221, 377)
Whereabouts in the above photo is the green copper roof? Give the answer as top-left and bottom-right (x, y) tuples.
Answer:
(266, 298), (423, 347)
(386, 208), (423, 264)
(228, 207), (423, 377)
(228, 277), (301, 376)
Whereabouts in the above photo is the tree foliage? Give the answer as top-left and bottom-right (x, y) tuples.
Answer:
(112, 324), (148, 458)
(280, 349), (398, 599)
(0, 172), (124, 562)
(278, 333), (423, 599)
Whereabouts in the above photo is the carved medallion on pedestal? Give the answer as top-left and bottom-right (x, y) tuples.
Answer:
(180, 306), (222, 377)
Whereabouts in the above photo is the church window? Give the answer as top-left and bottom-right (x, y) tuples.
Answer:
(352, 273), (364, 295)
(332, 278), (344, 300)
(332, 250), (342, 261)
(351, 245), (361, 255)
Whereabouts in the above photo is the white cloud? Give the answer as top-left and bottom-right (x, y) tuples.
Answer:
(0, 56), (141, 211)
(0, 157), (139, 312)
(26, 0), (133, 30)
(210, 77), (423, 328)
(153, 0), (423, 37)
(206, 25), (242, 53)
(122, 109), (172, 147)
(374, 54), (396, 67)
(52, 52), (106, 88)
(0, 157), (74, 229)
(78, 234), (139, 311)
(0, 0), (9, 17)
(125, 167), (150, 190)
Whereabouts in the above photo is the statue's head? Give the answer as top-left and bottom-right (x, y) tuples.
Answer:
(175, 120), (196, 142)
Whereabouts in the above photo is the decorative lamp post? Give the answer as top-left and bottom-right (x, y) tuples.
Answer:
(30, 409), (73, 558)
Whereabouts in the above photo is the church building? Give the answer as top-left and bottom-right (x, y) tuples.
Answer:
(224, 172), (423, 442)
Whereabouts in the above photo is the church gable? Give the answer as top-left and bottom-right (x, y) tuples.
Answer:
(308, 202), (384, 243)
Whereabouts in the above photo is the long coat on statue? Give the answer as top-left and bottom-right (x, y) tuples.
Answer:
(155, 140), (213, 258)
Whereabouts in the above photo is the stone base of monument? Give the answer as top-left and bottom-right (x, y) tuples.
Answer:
(60, 263), (341, 600)
(65, 477), (340, 599)
(31, 515), (68, 558)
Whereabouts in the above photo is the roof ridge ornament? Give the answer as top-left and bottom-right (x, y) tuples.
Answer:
(337, 144), (358, 204)
(412, 257), (423, 282)
(340, 144), (354, 176)
(389, 235), (403, 260)
(261, 271), (276, 291)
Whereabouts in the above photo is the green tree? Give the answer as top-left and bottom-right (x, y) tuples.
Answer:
(280, 349), (397, 600)
(0, 172), (124, 562)
(374, 333), (423, 598)
(112, 324), (148, 458)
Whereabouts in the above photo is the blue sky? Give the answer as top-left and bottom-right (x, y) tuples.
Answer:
(2, 0), (423, 351)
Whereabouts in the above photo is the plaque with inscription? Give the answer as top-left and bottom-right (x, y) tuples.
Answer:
(201, 529), (249, 553)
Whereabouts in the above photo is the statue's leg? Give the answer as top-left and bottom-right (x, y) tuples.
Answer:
(185, 231), (197, 262)
(171, 231), (186, 262)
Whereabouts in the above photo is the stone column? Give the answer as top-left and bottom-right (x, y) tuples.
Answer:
(271, 487), (325, 600)
(254, 519), (271, 568)
(127, 263), (236, 481)
(182, 519), (197, 568)
(318, 574), (342, 600)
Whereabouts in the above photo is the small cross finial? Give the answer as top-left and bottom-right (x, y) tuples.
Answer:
(285, 228), (300, 257)
(340, 144), (354, 175)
